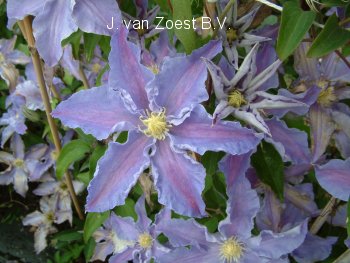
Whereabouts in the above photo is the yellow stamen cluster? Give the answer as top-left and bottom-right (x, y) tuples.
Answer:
(140, 109), (171, 140)
(13, 158), (24, 168)
(137, 28), (146, 36)
(51, 150), (59, 161)
(0, 52), (4, 63)
(148, 64), (160, 75)
(59, 182), (68, 191)
(92, 63), (101, 73)
(228, 90), (247, 108)
(138, 233), (153, 249)
(45, 212), (55, 223)
(227, 27), (238, 44)
(219, 237), (245, 263)
(317, 87), (337, 107)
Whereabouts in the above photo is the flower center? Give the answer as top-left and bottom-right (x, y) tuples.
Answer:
(51, 150), (59, 161)
(228, 90), (247, 108)
(219, 237), (244, 263)
(13, 159), (24, 168)
(148, 64), (160, 74)
(137, 28), (146, 36)
(59, 182), (68, 191)
(317, 87), (337, 107)
(0, 52), (4, 63)
(138, 233), (153, 249)
(227, 27), (238, 43)
(140, 109), (171, 140)
(45, 212), (55, 223)
(92, 63), (101, 73)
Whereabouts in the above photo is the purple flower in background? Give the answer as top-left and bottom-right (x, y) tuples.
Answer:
(7, 0), (121, 66)
(141, 30), (178, 74)
(314, 158), (350, 201)
(159, 154), (308, 263)
(290, 43), (350, 162)
(123, 0), (162, 46)
(92, 196), (172, 262)
(217, 1), (269, 68)
(0, 36), (30, 89)
(0, 104), (26, 147)
(52, 27), (261, 217)
(205, 44), (306, 135)
(61, 44), (107, 87)
(22, 196), (70, 253)
(0, 134), (50, 196)
(33, 174), (85, 224)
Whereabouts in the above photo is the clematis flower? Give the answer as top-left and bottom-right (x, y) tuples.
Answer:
(283, 43), (350, 162)
(159, 154), (308, 263)
(314, 158), (350, 202)
(92, 196), (174, 262)
(22, 196), (70, 253)
(52, 27), (261, 217)
(0, 36), (30, 89)
(141, 30), (178, 74)
(33, 174), (85, 224)
(0, 134), (51, 196)
(0, 104), (26, 147)
(123, 0), (162, 47)
(205, 44), (306, 135)
(61, 44), (108, 87)
(216, 1), (269, 68)
(7, 0), (122, 66)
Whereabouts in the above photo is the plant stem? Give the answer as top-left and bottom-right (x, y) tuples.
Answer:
(212, 0), (236, 38)
(339, 17), (350, 27)
(18, 16), (84, 220)
(79, 66), (90, 89)
(310, 197), (339, 234)
(255, 0), (324, 29)
(333, 249), (350, 263)
(335, 50), (350, 70)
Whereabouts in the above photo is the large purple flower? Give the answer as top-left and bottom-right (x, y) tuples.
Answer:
(7, 0), (121, 66)
(158, 154), (308, 262)
(52, 27), (261, 217)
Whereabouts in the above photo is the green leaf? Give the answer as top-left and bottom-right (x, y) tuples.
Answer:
(84, 238), (96, 262)
(171, 0), (198, 54)
(201, 152), (224, 176)
(83, 212), (109, 243)
(89, 144), (107, 178)
(56, 140), (91, 180)
(62, 30), (83, 59)
(251, 141), (285, 201)
(76, 171), (91, 186)
(276, 1), (315, 60)
(307, 14), (350, 57)
(114, 198), (137, 220)
(154, 0), (171, 12)
(83, 33), (101, 62)
(52, 230), (82, 242)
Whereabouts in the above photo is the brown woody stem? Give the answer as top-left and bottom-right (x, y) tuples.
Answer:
(18, 16), (84, 220)
(310, 197), (339, 235)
